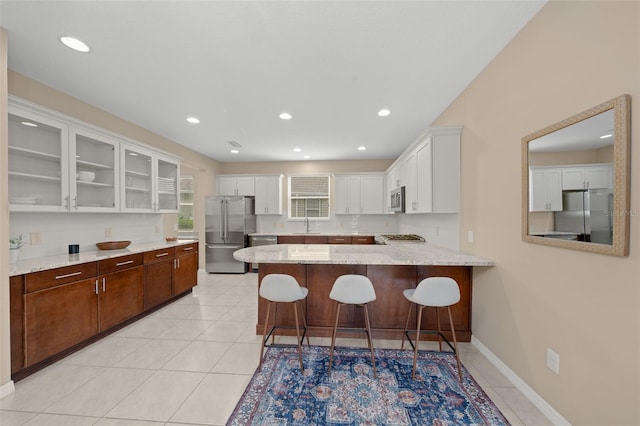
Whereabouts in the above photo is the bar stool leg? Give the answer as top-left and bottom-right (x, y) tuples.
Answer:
(270, 303), (278, 345)
(293, 302), (303, 371)
(363, 304), (377, 377)
(401, 302), (413, 350)
(328, 302), (342, 375)
(436, 307), (443, 352)
(447, 306), (463, 382)
(413, 305), (424, 379)
(298, 300), (311, 347)
(259, 301), (273, 369)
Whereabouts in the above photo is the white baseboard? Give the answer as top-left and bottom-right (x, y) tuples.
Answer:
(0, 380), (15, 399)
(471, 336), (571, 426)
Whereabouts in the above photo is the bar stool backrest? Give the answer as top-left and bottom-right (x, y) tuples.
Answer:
(260, 274), (306, 302)
(412, 277), (460, 307)
(329, 274), (376, 304)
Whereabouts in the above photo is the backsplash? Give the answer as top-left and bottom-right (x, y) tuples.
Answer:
(9, 212), (163, 260)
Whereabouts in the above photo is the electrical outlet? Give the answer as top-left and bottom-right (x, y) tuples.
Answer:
(547, 348), (560, 375)
(105, 227), (112, 238)
(155, 225), (160, 233)
(467, 230), (474, 243)
(30, 232), (42, 245)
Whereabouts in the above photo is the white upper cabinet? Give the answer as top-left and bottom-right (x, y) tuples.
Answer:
(255, 175), (283, 215)
(121, 146), (179, 213)
(334, 174), (384, 215)
(561, 164), (612, 190)
(9, 99), (180, 214)
(8, 107), (69, 212)
(388, 126), (461, 214)
(70, 128), (119, 212)
(217, 175), (255, 196)
(529, 167), (562, 212)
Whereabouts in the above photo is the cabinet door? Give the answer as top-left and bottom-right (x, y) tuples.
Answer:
(255, 176), (282, 214)
(236, 177), (255, 196)
(562, 167), (585, 190)
(8, 108), (70, 212)
(25, 279), (98, 366)
(70, 128), (119, 211)
(530, 168), (562, 211)
(416, 141), (433, 213)
(175, 252), (198, 295)
(122, 145), (154, 212)
(99, 267), (144, 331)
(403, 154), (418, 212)
(218, 177), (238, 195)
(156, 155), (179, 212)
(334, 176), (350, 214)
(585, 166), (612, 189)
(360, 175), (384, 214)
(144, 259), (174, 309)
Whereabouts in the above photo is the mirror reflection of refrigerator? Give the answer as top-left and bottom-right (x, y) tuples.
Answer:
(554, 190), (613, 245)
(205, 196), (256, 273)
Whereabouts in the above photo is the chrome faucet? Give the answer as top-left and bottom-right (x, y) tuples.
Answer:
(305, 217), (310, 233)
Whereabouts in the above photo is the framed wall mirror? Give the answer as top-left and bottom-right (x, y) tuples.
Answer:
(522, 94), (631, 256)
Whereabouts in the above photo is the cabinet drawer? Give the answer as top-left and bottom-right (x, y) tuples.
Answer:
(25, 262), (98, 293)
(305, 236), (328, 244)
(143, 247), (176, 264)
(328, 236), (351, 244)
(176, 242), (198, 255)
(279, 236), (305, 244)
(352, 236), (374, 244)
(98, 253), (144, 275)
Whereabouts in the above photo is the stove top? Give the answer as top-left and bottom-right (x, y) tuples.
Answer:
(377, 234), (425, 242)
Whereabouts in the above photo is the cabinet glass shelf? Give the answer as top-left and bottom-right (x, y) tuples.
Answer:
(76, 159), (113, 170)
(9, 171), (61, 182)
(76, 181), (113, 188)
(9, 146), (61, 161)
(125, 186), (151, 193)
(125, 170), (151, 178)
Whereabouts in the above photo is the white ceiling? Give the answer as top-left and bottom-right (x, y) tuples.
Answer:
(1, 0), (546, 163)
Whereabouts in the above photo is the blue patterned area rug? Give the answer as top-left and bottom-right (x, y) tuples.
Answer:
(227, 345), (510, 425)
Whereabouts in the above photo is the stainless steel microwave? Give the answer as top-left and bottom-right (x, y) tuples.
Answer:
(390, 186), (405, 213)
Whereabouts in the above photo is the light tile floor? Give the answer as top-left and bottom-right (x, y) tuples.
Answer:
(1, 271), (552, 426)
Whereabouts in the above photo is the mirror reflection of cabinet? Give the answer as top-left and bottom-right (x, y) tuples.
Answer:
(522, 94), (631, 256)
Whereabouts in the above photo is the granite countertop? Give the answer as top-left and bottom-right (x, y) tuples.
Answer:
(9, 240), (199, 276)
(233, 243), (493, 266)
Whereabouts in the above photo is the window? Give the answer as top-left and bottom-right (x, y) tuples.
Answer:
(178, 176), (194, 231)
(288, 174), (330, 219)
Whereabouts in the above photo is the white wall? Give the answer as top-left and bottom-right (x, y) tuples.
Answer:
(396, 213), (460, 250)
(9, 212), (163, 260)
(256, 212), (397, 236)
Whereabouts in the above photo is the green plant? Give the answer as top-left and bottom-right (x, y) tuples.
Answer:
(10, 234), (24, 249)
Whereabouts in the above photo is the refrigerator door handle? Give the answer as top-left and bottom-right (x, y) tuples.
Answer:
(205, 244), (242, 249)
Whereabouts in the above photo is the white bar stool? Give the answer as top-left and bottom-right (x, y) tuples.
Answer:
(401, 277), (463, 381)
(259, 273), (310, 370)
(328, 274), (377, 377)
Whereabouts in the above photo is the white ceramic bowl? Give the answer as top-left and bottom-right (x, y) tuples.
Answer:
(78, 171), (95, 182)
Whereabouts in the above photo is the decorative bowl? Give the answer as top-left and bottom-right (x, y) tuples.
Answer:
(96, 240), (131, 250)
(165, 237), (178, 242)
(78, 171), (96, 182)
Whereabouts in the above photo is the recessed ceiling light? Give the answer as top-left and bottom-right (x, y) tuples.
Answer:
(358, 146), (366, 151)
(293, 147), (302, 152)
(230, 149), (239, 154)
(599, 133), (613, 139)
(186, 117), (200, 124)
(20, 121), (38, 127)
(128, 152), (138, 156)
(279, 112), (292, 120)
(59, 36), (91, 53)
(377, 108), (391, 117)
(303, 155), (310, 159)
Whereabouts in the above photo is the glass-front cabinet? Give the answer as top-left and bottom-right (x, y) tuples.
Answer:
(121, 145), (179, 213)
(70, 129), (119, 211)
(9, 100), (180, 214)
(8, 108), (69, 211)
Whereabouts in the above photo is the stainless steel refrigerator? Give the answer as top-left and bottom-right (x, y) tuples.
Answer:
(205, 196), (256, 273)
(554, 189), (613, 245)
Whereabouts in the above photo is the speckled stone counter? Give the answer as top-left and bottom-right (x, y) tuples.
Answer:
(9, 240), (199, 276)
(238, 243), (493, 342)
(233, 243), (493, 266)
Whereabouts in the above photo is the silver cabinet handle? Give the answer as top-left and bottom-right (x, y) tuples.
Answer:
(94, 279), (99, 295)
(183, 247), (193, 251)
(116, 260), (134, 266)
(73, 197), (78, 210)
(102, 277), (106, 292)
(55, 271), (82, 280)
(156, 252), (170, 257)
(177, 258), (180, 268)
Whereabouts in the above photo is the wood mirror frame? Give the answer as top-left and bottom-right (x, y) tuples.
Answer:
(522, 94), (631, 256)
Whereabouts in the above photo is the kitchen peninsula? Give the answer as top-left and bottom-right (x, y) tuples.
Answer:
(234, 243), (493, 342)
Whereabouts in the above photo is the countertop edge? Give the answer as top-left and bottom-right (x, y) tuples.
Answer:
(9, 240), (199, 276)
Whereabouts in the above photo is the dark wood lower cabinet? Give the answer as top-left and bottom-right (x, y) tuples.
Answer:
(25, 278), (99, 366)
(257, 263), (473, 341)
(11, 243), (199, 381)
